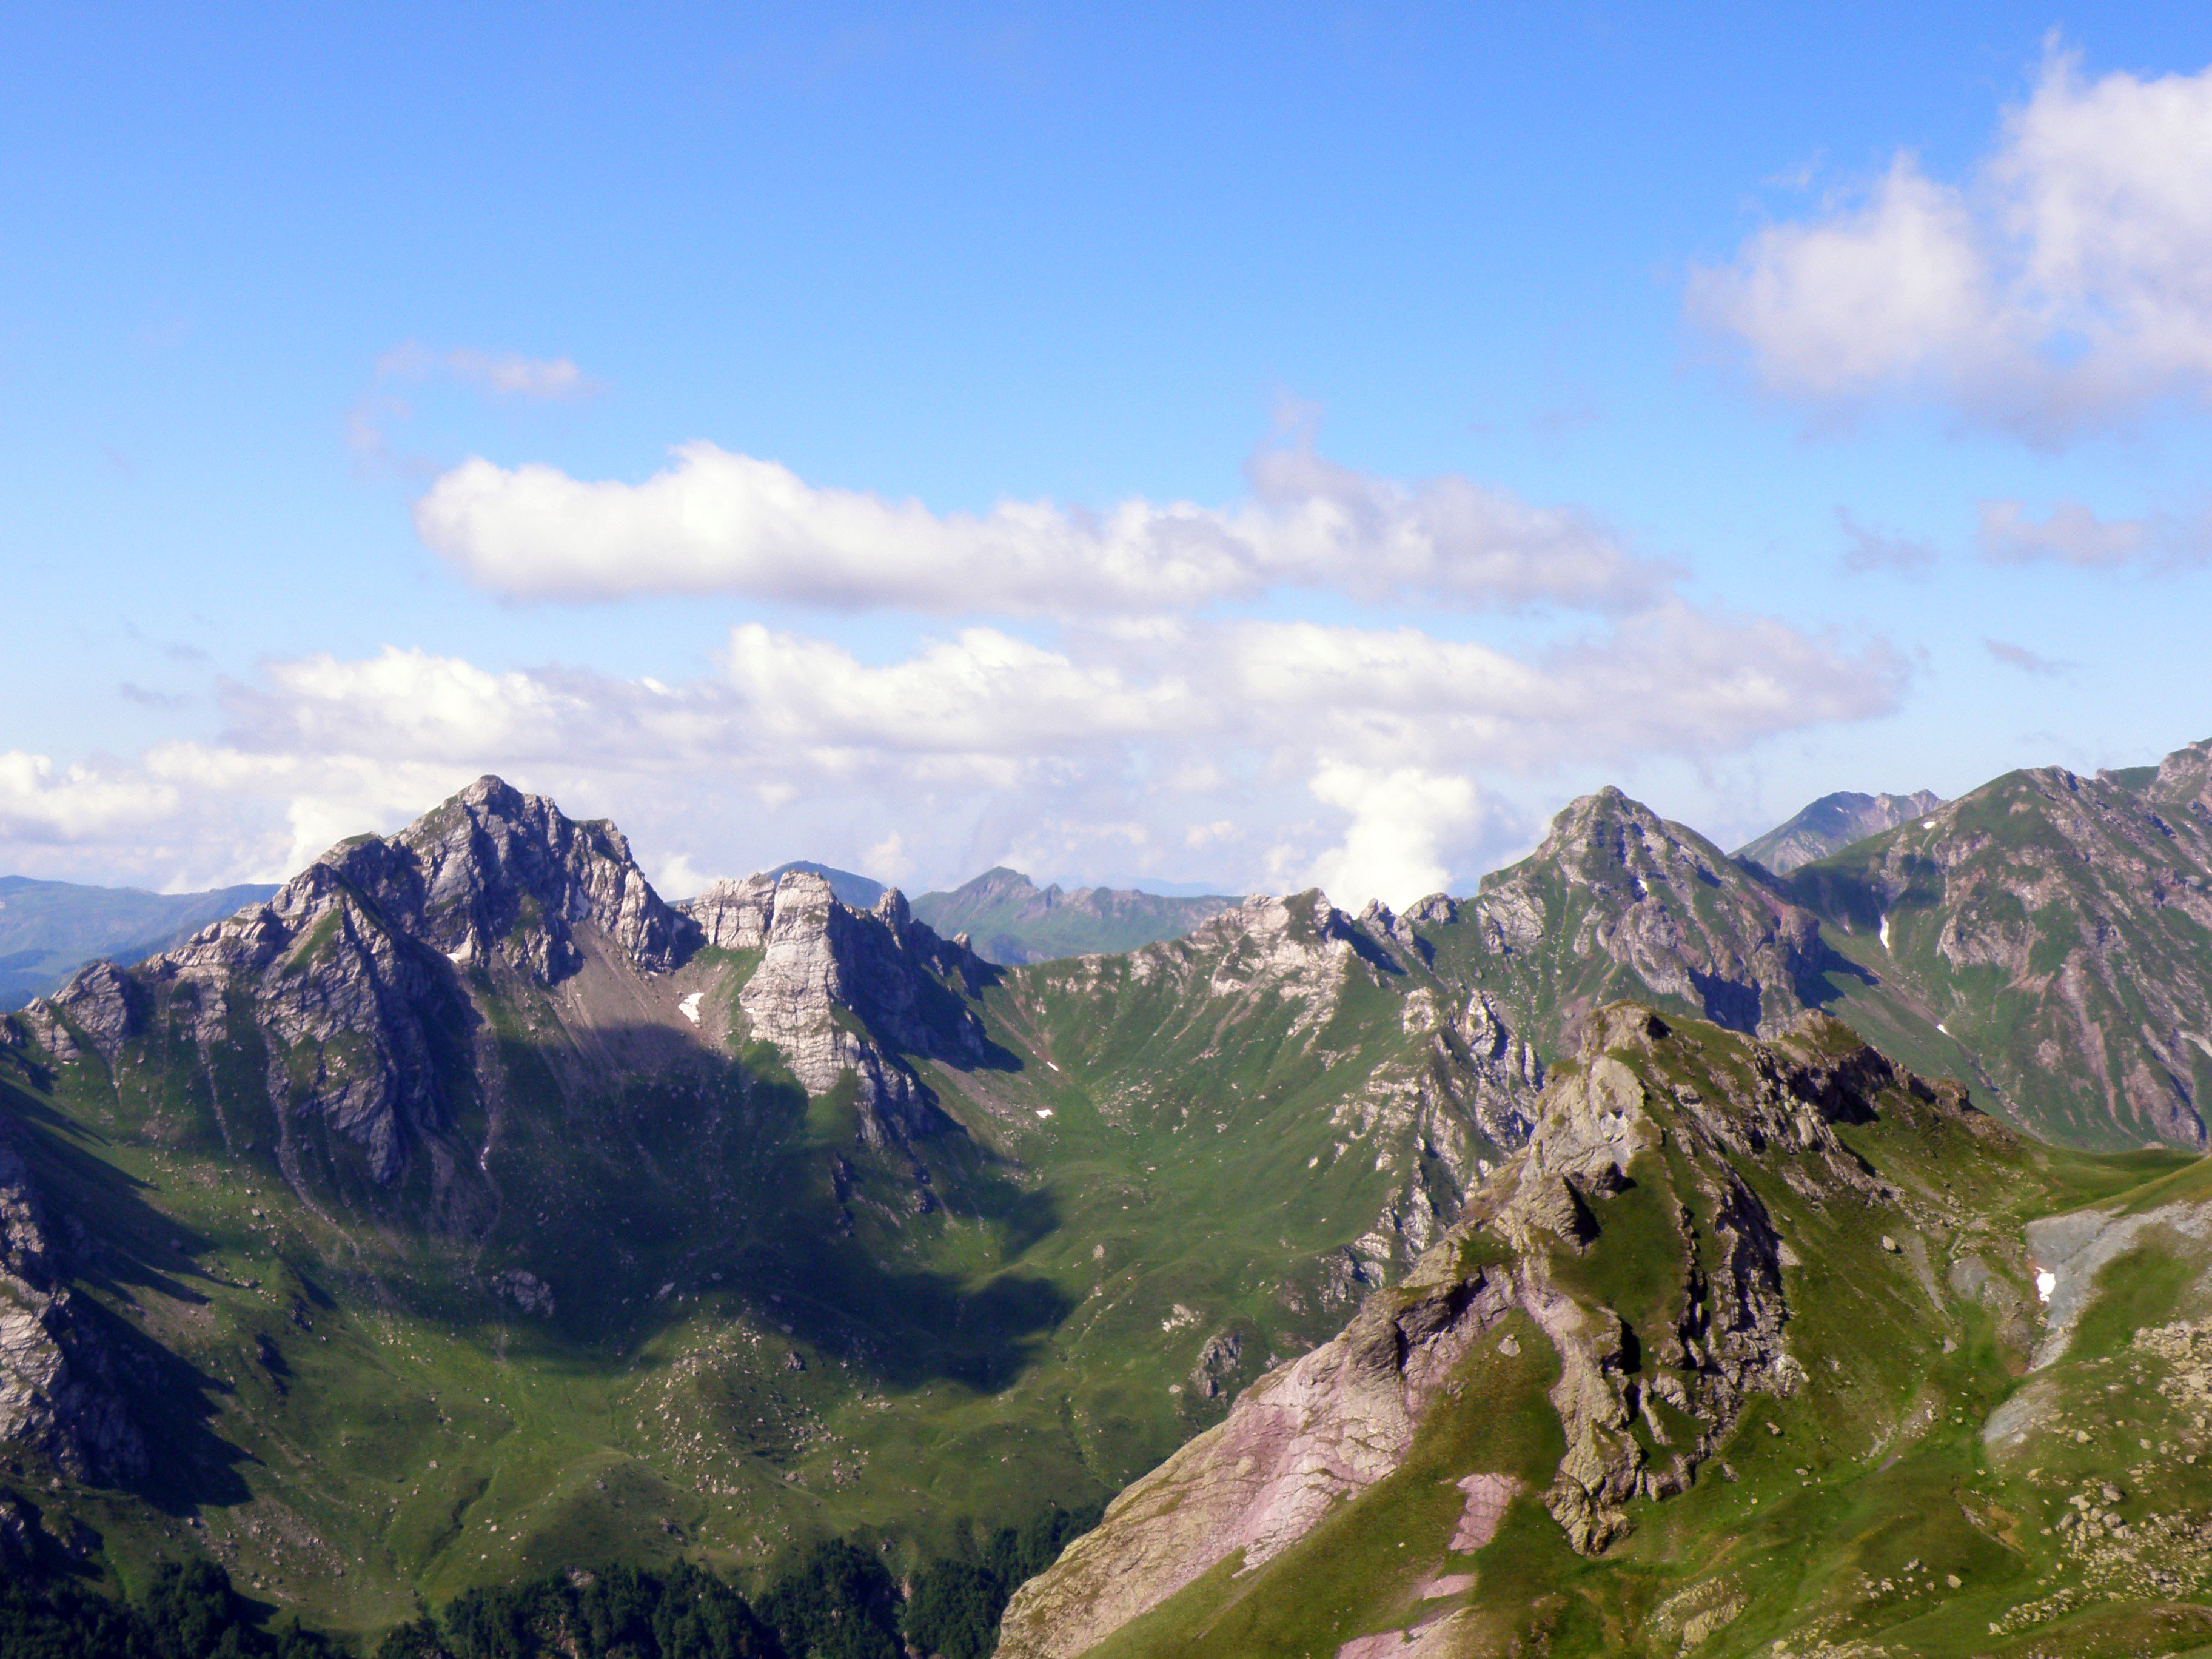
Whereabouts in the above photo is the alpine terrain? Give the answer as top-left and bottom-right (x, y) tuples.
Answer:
(0, 738), (2209, 1654)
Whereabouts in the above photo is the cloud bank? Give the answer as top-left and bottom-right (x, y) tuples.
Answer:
(1692, 45), (2212, 440)
(412, 436), (1674, 616)
(10, 598), (1906, 908)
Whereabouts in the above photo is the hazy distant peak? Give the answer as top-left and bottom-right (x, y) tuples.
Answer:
(1734, 788), (1944, 875)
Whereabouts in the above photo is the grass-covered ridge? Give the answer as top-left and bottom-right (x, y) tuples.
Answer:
(1014, 1006), (2212, 1659)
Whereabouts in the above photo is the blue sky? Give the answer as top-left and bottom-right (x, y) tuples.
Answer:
(5, 5), (2211, 903)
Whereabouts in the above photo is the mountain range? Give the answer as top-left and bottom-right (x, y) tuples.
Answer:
(0, 734), (2208, 1655)
(907, 868), (1238, 966)
(0, 874), (280, 1010)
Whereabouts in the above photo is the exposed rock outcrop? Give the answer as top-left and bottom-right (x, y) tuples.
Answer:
(1735, 788), (1945, 876)
(0, 1127), (142, 1483)
(996, 1006), (1953, 1658)
(31, 777), (700, 1184)
(1472, 789), (1834, 1042)
(1785, 734), (2212, 1148)
(735, 871), (996, 1144)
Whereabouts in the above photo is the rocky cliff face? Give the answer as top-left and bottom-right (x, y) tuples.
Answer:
(1789, 735), (2212, 1148)
(1457, 787), (1837, 1044)
(1735, 788), (1945, 876)
(996, 1005), (1979, 1658)
(732, 871), (996, 1144)
(0, 1123), (142, 1484)
(20, 780), (1008, 1189)
(23, 777), (700, 1185)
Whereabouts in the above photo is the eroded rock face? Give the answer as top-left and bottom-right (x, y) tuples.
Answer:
(736, 871), (994, 1144)
(996, 1007), (1955, 1657)
(682, 873), (779, 951)
(35, 777), (700, 1184)
(0, 1131), (142, 1484)
(1786, 737), (2212, 1149)
(1473, 789), (1834, 1041)
(996, 1265), (1513, 1659)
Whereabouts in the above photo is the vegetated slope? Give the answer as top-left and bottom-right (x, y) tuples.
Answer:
(1734, 789), (1945, 876)
(1789, 735), (2212, 1153)
(1000, 1002), (2212, 1659)
(910, 868), (1237, 965)
(0, 875), (279, 1008)
(0, 779), (1555, 1644)
(5, 762), (2207, 1647)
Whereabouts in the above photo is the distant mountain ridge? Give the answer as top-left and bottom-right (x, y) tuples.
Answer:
(910, 866), (1239, 964)
(0, 874), (279, 1009)
(1734, 788), (1944, 874)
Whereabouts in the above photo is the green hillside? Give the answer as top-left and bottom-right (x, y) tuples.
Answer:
(0, 786), (1527, 1646)
(1002, 1004), (2212, 1659)
(5, 751), (2212, 1655)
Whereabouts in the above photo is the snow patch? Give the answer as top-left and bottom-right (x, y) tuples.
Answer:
(2036, 1270), (2057, 1303)
(678, 991), (704, 1025)
(1034, 1108), (1054, 1119)
(1878, 914), (1891, 950)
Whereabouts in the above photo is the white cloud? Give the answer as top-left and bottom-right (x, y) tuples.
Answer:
(1977, 498), (2212, 569)
(347, 342), (603, 473)
(411, 434), (1672, 615)
(0, 752), (179, 843)
(374, 341), (602, 401)
(1692, 44), (2212, 438)
(1985, 638), (2077, 677)
(1305, 765), (1481, 911)
(1837, 507), (1937, 575)
(864, 831), (914, 884)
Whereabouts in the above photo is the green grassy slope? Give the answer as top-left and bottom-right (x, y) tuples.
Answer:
(0, 887), (1518, 1644)
(1053, 1010), (2212, 1659)
(1788, 739), (2212, 1150)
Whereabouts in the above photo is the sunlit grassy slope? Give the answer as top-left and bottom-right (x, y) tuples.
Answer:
(1073, 1015), (2212, 1659)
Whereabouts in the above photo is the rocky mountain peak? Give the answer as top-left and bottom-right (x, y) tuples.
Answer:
(1473, 788), (1829, 1040)
(25, 777), (702, 1186)
(736, 870), (993, 1144)
(2148, 734), (2212, 808)
(1734, 786), (1945, 876)
(338, 774), (696, 979)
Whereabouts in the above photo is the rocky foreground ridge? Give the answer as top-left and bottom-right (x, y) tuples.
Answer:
(996, 1005), (2002, 1658)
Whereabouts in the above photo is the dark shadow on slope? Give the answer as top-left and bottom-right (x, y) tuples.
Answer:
(317, 1023), (1082, 1396)
(0, 1078), (255, 1513)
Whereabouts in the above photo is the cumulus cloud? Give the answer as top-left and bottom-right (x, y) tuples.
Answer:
(1692, 44), (2212, 438)
(0, 752), (179, 843)
(411, 434), (1673, 616)
(1305, 765), (1482, 912)
(1977, 498), (2212, 569)
(57, 595), (1889, 903)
